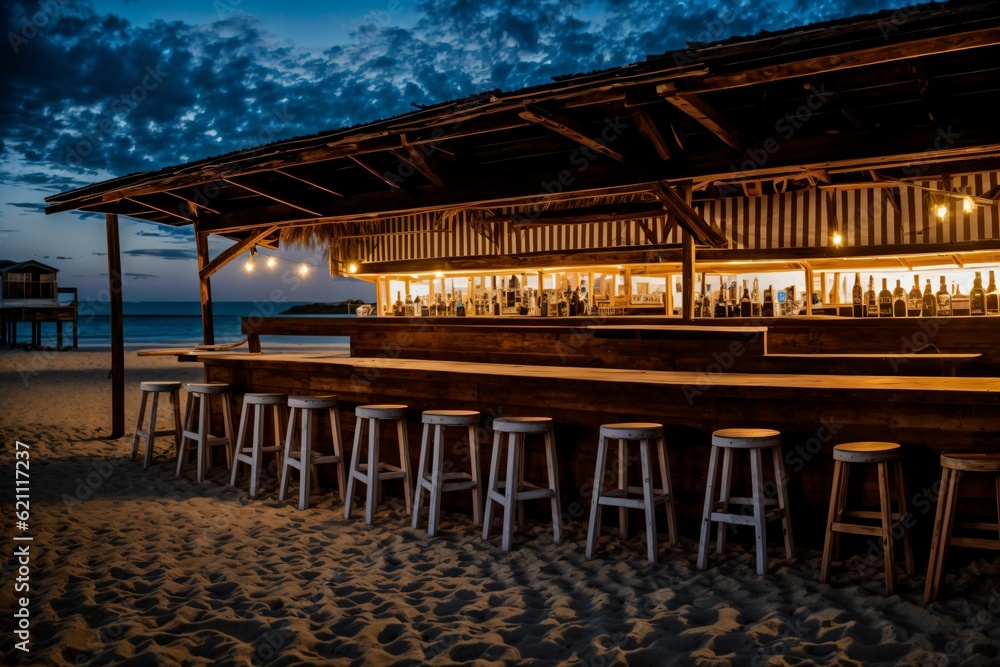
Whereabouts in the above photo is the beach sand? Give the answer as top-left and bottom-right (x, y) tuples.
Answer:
(1, 348), (999, 666)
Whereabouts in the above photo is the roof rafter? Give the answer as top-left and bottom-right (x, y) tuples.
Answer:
(659, 87), (743, 151)
(221, 176), (324, 217)
(518, 104), (627, 163)
(649, 181), (728, 247)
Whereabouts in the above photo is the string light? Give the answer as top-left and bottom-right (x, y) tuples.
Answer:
(298, 264), (309, 277)
(348, 263), (359, 274)
(936, 203), (949, 220)
(266, 257), (277, 268)
(963, 196), (975, 214)
(239, 248), (328, 278)
(831, 231), (843, 247)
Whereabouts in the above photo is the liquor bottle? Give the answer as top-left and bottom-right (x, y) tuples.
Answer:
(729, 281), (738, 318)
(455, 292), (466, 317)
(557, 291), (569, 317)
(404, 292), (414, 317)
(740, 280), (751, 317)
(892, 280), (906, 318)
(715, 277), (728, 318)
(540, 291), (548, 317)
(952, 281), (970, 316)
(921, 279), (937, 317)
(986, 270), (999, 315)
(580, 286), (589, 316)
(907, 275), (922, 317)
(751, 278), (761, 318)
(700, 275), (712, 318)
(393, 291), (404, 317)
(936, 276), (952, 316)
(762, 284), (774, 318)
(418, 296), (430, 318)
(852, 273), (864, 318)
(492, 293), (500, 316)
(878, 278), (892, 317)
(865, 276), (879, 317)
(970, 272), (985, 316)
(570, 288), (580, 317)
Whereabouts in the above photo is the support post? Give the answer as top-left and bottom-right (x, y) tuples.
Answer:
(196, 230), (215, 345)
(106, 213), (125, 438)
(805, 266), (815, 316)
(680, 181), (696, 321)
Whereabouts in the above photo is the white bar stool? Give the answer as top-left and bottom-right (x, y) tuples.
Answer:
(483, 417), (562, 552)
(130, 381), (183, 469)
(586, 422), (677, 564)
(412, 410), (482, 536)
(176, 383), (235, 483)
(697, 428), (794, 575)
(229, 393), (288, 498)
(820, 442), (914, 595)
(278, 395), (347, 510)
(344, 404), (413, 524)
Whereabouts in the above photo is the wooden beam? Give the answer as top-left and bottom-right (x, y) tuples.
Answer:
(680, 182), (696, 321)
(650, 181), (728, 248)
(125, 195), (195, 223)
(273, 169), (344, 198)
(105, 213), (125, 438)
(351, 156), (402, 190)
(632, 107), (673, 160)
(399, 135), (447, 186)
(222, 176), (324, 216)
(518, 105), (626, 163)
(163, 190), (221, 216)
(196, 231), (215, 345)
(199, 226), (278, 280)
(659, 88), (742, 151)
(505, 202), (667, 228)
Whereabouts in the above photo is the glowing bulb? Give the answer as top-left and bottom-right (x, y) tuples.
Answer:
(347, 263), (359, 274)
(298, 264), (309, 277)
(936, 203), (948, 220)
(963, 196), (975, 214)
(831, 231), (843, 247)
(244, 259), (255, 272)
(434, 271), (444, 278)
(266, 257), (276, 269)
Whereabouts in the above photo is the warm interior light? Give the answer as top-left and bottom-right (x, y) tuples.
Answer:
(963, 196), (975, 214)
(434, 271), (444, 278)
(831, 231), (843, 247)
(347, 263), (359, 274)
(266, 257), (276, 269)
(936, 203), (949, 220)
(298, 264), (309, 276)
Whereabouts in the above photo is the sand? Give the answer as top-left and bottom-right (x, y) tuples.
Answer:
(1, 348), (999, 666)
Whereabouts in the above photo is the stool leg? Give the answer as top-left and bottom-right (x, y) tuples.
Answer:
(469, 425), (483, 526)
(279, 407), (296, 503)
(130, 389), (148, 462)
(249, 405), (264, 498)
(516, 436), (525, 530)
(176, 393), (195, 477)
(501, 432), (519, 552)
(892, 460), (915, 576)
(639, 439), (657, 564)
(716, 447), (734, 555)
(586, 434), (609, 559)
(221, 393), (235, 469)
(298, 408), (312, 511)
(344, 416), (364, 519)
(195, 393), (209, 483)
(877, 461), (895, 595)
(428, 424), (445, 537)
(773, 446), (795, 559)
(924, 468), (956, 603)
(482, 430), (502, 540)
(544, 428), (562, 545)
(272, 405), (286, 476)
(697, 445), (722, 571)
(833, 460), (851, 560)
(397, 418), (413, 515)
(749, 447), (767, 576)
(656, 436), (677, 545)
(144, 391), (161, 469)
(365, 418), (380, 525)
(230, 401), (249, 487)
(819, 459), (846, 583)
(618, 438), (628, 540)
(412, 423), (431, 530)
(330, 406), (347, 502)
(171, 389), (182, 453)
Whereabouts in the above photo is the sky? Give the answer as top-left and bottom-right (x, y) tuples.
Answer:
(0, 0), (922, 303)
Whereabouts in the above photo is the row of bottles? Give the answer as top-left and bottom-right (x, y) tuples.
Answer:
(388, 285), (592, 317)
(695, 275), (777, 318)
(851, 271), (1000, 317)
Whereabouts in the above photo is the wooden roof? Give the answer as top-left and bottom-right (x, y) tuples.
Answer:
(45, 0), (1000, 252)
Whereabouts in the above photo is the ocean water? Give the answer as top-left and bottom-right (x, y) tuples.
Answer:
(9, 301), (354, 348)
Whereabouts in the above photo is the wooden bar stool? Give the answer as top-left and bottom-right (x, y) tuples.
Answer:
(412, 410), (482, 536)
(819, 442), (914, 595)
(586, 422), (677, 563)
(697, 428), (794, 575)
(130, 381), (183, 469)
(176, 383), (235, 483)
(229, 393), (288, 498)
(924, 452), (1000, 603)
(483, 417), (562, 552)
(344, 404), (413, 524)
(278, 396), (347, 510)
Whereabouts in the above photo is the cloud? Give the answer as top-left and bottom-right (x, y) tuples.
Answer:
(91, 251), (106, 256)
(122, 248), (197, 260)
(56, 256), (72, 259)
(135, 226), (195, 241)
(6, 202), (46, 213)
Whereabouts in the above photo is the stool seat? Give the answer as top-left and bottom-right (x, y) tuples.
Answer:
(492, 416), (553, 434)
(139, 381), (182, 392)
(422, 409), (480, 426)
(185, 382), (230, 395)
(712, 428), (781, 448)
(355, 404), (408, 420)
(287, 395), (338, 410)
(244, 393), (287, 405)
(833, 442), (901, 463)
(940, 452), (1000, 472)
(600, 423), (663, 439)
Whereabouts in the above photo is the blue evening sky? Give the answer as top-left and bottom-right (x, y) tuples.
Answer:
(1, 0), (919, 302)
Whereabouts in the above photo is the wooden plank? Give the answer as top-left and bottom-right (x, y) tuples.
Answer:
(273, 168), (343, 198)
(105, 213), (125, 438)
(650, 181), (728, 248)
(195, 231), (215, 345)
(399, 135), (447, 187)
(350, 156), (402, 190)
(632, 106), (673, 160)
(660, 89), (743, 151)
(518, 105), (626, 163)
(221, 176), (324, 216)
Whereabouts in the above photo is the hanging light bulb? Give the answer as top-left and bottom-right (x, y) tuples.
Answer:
(935, 203), (948, 220)
(963, 196), (975, 214)
(831, 231), (843, 247)
(347, 263), (359, 274)
(266, 256), (277, 269)
(244, 257), (255, 272)
(298, 264), (309, 277)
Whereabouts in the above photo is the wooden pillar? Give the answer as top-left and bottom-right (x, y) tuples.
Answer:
(195, 230), (215, 345)
(57, 321), (63, 348)
(805, 266), (814, 316)
(106, 213), (125, 438)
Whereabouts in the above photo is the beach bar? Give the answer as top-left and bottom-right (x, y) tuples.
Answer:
(45, 2), (1000, 556)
